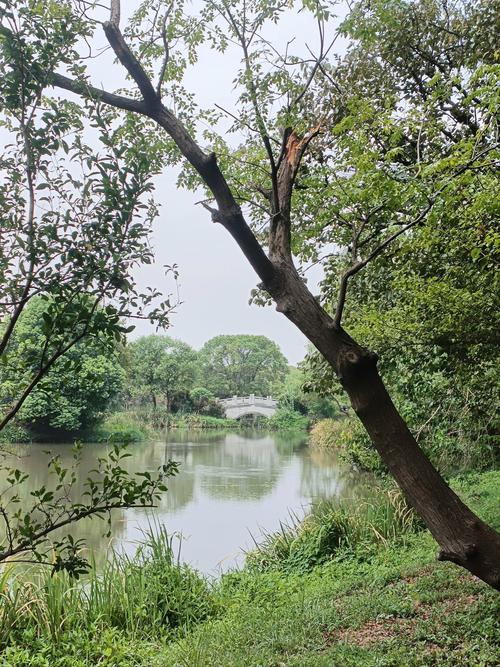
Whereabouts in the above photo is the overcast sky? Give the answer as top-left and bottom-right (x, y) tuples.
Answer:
(82, 1), (348, 365)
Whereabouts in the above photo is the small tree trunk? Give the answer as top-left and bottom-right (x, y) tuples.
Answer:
(270, 264), (500, 589)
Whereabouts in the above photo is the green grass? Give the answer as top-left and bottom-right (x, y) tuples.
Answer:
(165, 413), (240, 429)
(1, 472), (499, 666)
(245, 485), (423, 574)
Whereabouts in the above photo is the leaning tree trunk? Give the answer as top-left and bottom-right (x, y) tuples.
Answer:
(268, 262), (500, 590)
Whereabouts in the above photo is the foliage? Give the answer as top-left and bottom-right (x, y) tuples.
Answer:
(0, 0), (174, 433)
(246, 485), (423, 574)
(310, 418), (387, 475)
(0, 526), (213, 651)
(126, 335), (198, 411)
(114, 408), (241, 437)
(165, 413), (239, 430)
(266, 406), (309, 432)
(279, 366), (340, 421)
(187, 387), (225, 417)
(0, 422), (30, 444)
(0, 443), (177, 573)
(298, 0), (500, 474)
(93, 412), (152, 444)
(0, 300), (125, 439)
(199, 335), (288, 398)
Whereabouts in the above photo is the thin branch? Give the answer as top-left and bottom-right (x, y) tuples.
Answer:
(0, 502), (156, 563)
(156, 5), (173, 98)
(219, 1), (278, 202)
(0, 295), (102, 432)
(0, 123), (38, 357)
(51, 72), (147, 114)
(332, 142), (499, 329)
(333, 199), (434, 329)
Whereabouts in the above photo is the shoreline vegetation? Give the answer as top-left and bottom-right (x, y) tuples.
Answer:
(1, 471), (498, 666)
(0, 407), (312, 445)
(310, 417), (499, 476)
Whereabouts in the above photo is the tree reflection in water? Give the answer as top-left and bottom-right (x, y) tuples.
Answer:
(1, 431), (365, 572)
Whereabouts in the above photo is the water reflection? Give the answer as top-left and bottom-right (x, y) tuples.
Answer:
(1, 431), (363, 573)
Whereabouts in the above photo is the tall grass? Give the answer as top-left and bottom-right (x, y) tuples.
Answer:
(245, 485), (424, 573)
(0, 527), (214, 648)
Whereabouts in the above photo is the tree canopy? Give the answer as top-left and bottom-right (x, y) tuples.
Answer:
(127, 335), (199, 410)
(0, 0), (174, 432)
(199, 334), (288, 398)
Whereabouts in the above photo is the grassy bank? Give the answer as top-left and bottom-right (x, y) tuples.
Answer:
(310, 417), (385, 474)
(1, 471), (498, 666)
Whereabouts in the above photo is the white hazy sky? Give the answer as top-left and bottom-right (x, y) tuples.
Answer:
(80, 1), (349, 365)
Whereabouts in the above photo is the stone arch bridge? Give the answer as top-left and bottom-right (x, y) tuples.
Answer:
(219, 394), (278, 419)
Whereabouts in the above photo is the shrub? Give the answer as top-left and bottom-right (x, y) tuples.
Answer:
(267, 407), (309, 431)
(246, 486), (423, 573)
(0, 422), (31, 444)
(93, 412), (152, 443)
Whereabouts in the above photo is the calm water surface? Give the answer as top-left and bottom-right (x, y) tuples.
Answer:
(2, 431), (365, 574)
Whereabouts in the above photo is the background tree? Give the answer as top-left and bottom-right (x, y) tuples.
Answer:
(128, 335), (198, 411)
(199, 334), (288, 398)
(18, 0), (500, 586)
(298, 0), (499, 472)
(0, 299), (125, 440)
(281, 366), (340, 422)
(187, 386), (224, 417)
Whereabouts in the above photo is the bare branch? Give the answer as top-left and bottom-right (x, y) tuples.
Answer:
(156, 5), (174, 98)
(291, 16), (339, 110)
(219, 1), (279, 199)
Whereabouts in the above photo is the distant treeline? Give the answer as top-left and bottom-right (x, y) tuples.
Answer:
(0, 308), (337, 442)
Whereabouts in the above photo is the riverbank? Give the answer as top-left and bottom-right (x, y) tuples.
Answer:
(0, 410), (310, 445)
(93, 408), (309, 442)
(2, 471), (498, 666)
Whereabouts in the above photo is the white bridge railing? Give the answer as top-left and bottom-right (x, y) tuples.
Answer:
(218, 394), (278, 407)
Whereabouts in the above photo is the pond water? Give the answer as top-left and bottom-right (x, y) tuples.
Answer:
(1, 431), (367, 574)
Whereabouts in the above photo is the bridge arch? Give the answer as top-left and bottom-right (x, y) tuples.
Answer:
(219, 394), (278, 419)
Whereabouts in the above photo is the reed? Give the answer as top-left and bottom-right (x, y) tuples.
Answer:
(0, 526), (214, 648)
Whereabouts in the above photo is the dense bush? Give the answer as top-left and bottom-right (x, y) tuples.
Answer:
(266, 406), (309, 431)
(93, 412), (153, 443)
(310, 418), (386, 474)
